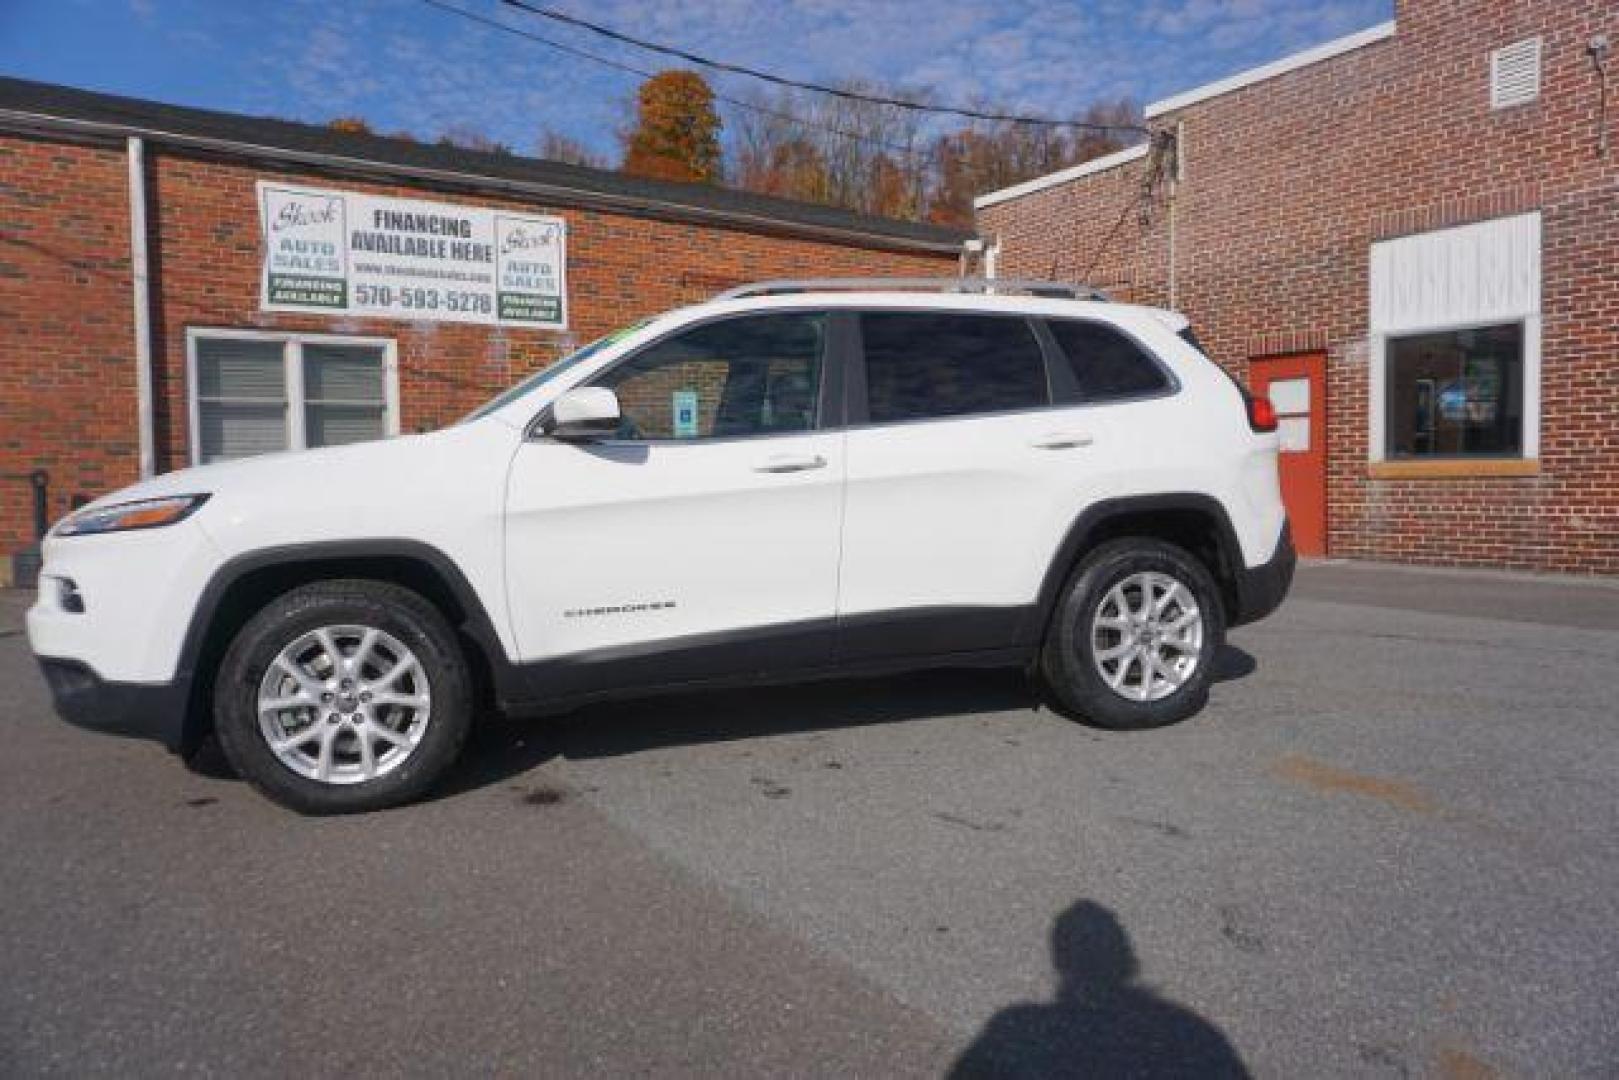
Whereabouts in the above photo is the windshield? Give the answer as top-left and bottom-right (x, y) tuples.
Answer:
(459, 320), (650, 423)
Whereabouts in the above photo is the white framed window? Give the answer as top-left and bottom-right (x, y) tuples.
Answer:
(186, 329), (399, 465)
(1368, 212), (1541, 464)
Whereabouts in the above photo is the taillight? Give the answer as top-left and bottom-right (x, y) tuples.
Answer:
(1179, 325), (1279, 437)
(1248, 395), (1278, 433)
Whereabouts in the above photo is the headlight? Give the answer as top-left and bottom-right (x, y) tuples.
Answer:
(53, 494), (210, 537)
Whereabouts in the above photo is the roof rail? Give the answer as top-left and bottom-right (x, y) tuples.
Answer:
(713, 277), (1108, 302)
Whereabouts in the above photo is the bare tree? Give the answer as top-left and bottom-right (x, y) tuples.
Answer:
(537, 130), (608, 169)
(726, 85), (1140, 224)
(436, 124), (514, 155)
(727, 82), (929, 219)
(925, 98), (1143, 226)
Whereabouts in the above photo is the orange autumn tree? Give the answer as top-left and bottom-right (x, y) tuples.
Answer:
(621, 70), (723, 184)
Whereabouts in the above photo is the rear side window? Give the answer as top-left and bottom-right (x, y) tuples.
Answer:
(860, 313), (1048, 423)
(1047, 319), (1172, 401)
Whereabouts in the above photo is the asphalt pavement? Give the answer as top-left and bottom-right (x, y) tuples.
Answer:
(1, 562), (1615, 1077)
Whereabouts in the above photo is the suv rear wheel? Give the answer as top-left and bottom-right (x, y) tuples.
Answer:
(213, 580), (473, 814)
(1040, 538), (1224, 729)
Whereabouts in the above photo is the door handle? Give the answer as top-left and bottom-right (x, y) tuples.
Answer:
(753, 453), (827, 473)
(1030, 432), (1094, 450)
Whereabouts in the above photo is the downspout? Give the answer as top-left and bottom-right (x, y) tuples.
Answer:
(127, 136), (155, 479)
(1165, 124), (1183, 311)
(959, 237), (984, 279)
(1167, 179), (1178, 310)
(1590, 35), (1610, 159)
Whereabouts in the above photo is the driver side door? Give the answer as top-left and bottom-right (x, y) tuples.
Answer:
(503, 311), (845, 698)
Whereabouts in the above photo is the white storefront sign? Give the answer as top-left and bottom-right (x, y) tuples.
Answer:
(257, 182), (567, 328)
(1370, 211), (1540, 335)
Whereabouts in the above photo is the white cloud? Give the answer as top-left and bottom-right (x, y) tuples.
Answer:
(226, 0), (1392, 155)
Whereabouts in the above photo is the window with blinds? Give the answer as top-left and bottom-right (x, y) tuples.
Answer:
(303, 344), (386, 449)
(195, 338), (289, 464)
(190, 333), (394, 464)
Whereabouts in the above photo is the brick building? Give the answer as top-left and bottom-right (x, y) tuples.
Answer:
(0, 78), (963, 582)
(976, 0), (1616, 574)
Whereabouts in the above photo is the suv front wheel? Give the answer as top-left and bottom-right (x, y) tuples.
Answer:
(1040, 538), (1225, 729)
(213, 580), (473, 814)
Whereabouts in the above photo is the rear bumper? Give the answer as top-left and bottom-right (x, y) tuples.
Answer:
(1230, 522), (1295, 627)
(35, 656), (190, 753)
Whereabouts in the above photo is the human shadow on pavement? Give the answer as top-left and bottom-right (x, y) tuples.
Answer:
(949, 900), (1251, 1080)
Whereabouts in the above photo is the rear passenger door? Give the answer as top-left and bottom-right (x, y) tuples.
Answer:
(836, 310), (1094, 661)
(836, 310), (1181, 664)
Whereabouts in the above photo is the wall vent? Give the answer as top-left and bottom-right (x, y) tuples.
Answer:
(1490, 37), (1542, 109)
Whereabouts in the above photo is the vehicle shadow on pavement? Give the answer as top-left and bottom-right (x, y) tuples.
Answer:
(436, 645), (1257, 799)
(949, 899), (1251, 1079)
(437, 667), (1036, 798)
(1211, 643), (1258, 682)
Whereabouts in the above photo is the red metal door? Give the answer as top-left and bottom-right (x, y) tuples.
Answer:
(1249, 353), (1327, 556)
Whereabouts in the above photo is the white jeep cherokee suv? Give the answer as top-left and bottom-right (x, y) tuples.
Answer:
(28, 279), (1293, 813)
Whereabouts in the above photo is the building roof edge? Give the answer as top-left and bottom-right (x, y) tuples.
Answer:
(1144, 20), (1396, 119)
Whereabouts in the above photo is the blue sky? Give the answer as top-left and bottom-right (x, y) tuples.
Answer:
(0, 0), (1393, 159)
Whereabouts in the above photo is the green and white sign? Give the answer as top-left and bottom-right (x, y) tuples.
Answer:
(672, 390), (700, 439)
(258, 182), (567, 328)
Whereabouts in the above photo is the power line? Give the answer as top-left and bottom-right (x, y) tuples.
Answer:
(418, 0), (939, 162)
(422, 0), (654, 83)
(1078, 134), (1170, 281)
(498, 0), (1149, 135)
(1078, 189), (1147, 282)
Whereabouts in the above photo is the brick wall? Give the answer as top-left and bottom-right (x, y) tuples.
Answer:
(0, 137), (951, 556)
(981, 0), (1618, 574)
(0, 139), (138, 552)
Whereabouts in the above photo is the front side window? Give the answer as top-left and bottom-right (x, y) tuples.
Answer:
(191, 333), (394, 464)
(592, 313), (825, 441)
(1386, 323), (1523, 458)
(1046, 319), (1171, 401)
(860, 312), (1048, 423)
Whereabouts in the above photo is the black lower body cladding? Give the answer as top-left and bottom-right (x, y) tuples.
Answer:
(35, 657), (189, 751)
(1229, 523), (1296, 627)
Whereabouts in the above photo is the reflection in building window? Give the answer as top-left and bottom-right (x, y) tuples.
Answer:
(1385, 323), (1523, 459)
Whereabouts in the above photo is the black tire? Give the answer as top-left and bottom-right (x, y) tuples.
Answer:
(213, 579), (473, 814)
(1039, 538), (1225, 730)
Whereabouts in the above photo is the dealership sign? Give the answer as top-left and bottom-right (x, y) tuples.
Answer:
(257, 182), (567, 328)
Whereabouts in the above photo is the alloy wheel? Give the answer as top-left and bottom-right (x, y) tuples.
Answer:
(1089, 571), (1204, 702)
(256, 624), (433, 784)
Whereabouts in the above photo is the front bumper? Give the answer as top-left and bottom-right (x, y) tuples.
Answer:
(25, 519), (218, 685)
(35, 657), (190, 753)
(1230, 522), (1295, 627)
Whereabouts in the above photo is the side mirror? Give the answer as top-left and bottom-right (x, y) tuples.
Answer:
(545, 387), (621, 442)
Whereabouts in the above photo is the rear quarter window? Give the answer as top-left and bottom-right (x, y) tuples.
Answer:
(1046, 319), (1173, 402)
